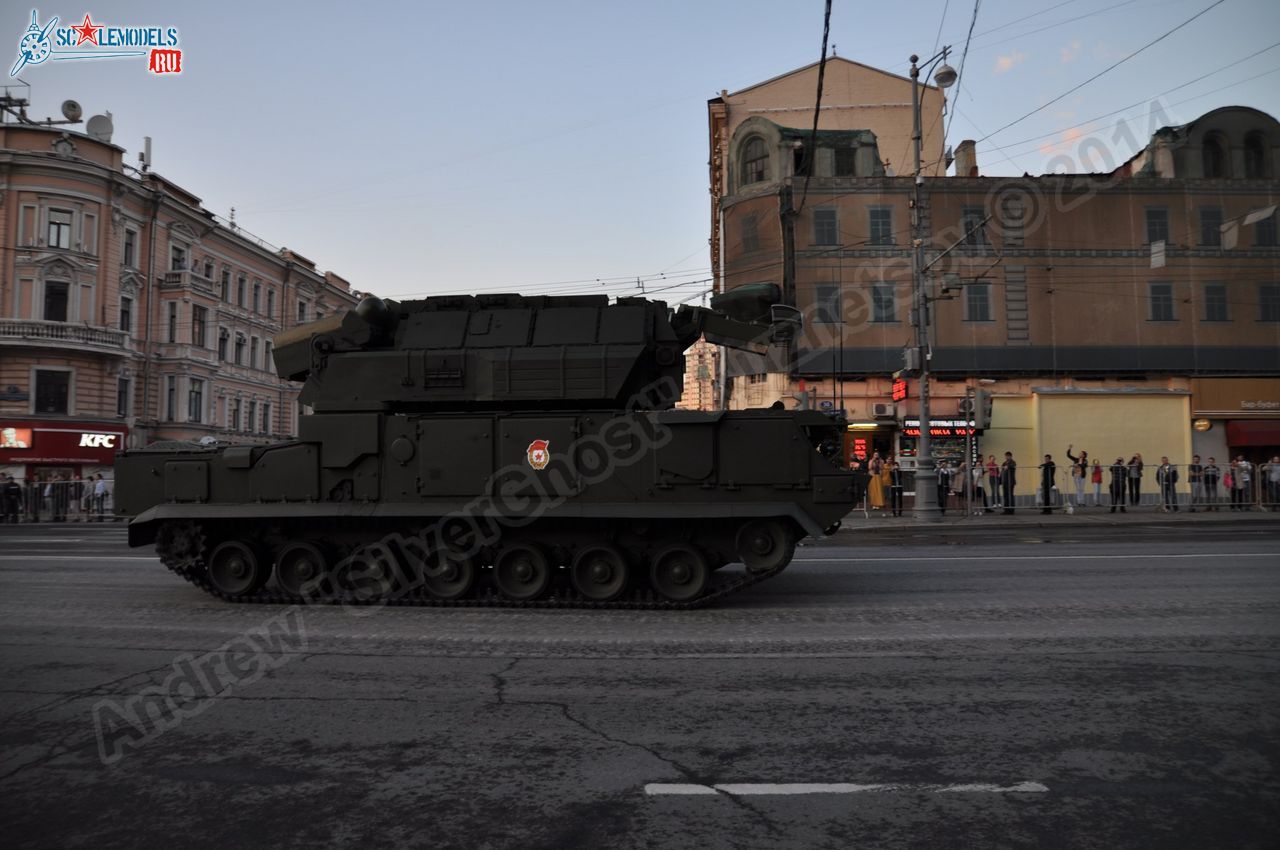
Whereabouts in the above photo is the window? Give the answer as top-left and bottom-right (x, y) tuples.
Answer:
(266, 288), (276, 320)
(217, 328), (229, 361)
(741, 137), (768, 186)
(962, 207), (987, 246)
(220, 268), (231, 302)
(43, 281), (69, 322)
(1145, 207), (1170, 245)
(119, 296), (132, 333)
(237, 275), (246, 307)
(1199, 206), (1223, 247)
(747, 373), (767, 385)
(1262, 284), (1280, 322)
(740, 214), (759, 252)
(35, 370), (71, 414)
(252, 280), (261, 313)
(1149, 282), (1175, 321)
(192, 305), (208, 347)
(261, 402), (272, 436)
(1244, 133), (1267, 178)
(1257, 214), (1278, 248)
(1202, 137), (1227, 178)
(203, 259), (214, 279)
(1203, 283), (1228, 322)
(263, 341), (273, 372)
(230, 398), (241, 431)
(297, 301), (308, 323)
(116, 377), (130, 418)
(247, 400), (257, 434)
(965, 283), (992, 322)
(792, 144), (810, 178)
(871, 283), (896, 323)
(167, 301), (178, 343)
(814, 283), (841, 323)
(234, 333), (246, 365)
(813, 209), (839, 246)
(170, 244), (187, 272)
(250, 337), (260, 370)
(165, 375), (177, 421)
(188, 378), (204, 423)
(48, 209), (72, 249)
(834, 147), (857, 177)
(123, 228), (137, 267)
(869, 208), (893, 245)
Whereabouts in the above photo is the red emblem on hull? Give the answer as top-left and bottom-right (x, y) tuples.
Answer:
(526, 439), (550, 470)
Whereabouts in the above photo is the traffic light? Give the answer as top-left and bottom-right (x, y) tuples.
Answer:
(972, 388), (992, 429)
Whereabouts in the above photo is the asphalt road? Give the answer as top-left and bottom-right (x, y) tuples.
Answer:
(1, 521), (1277, 849)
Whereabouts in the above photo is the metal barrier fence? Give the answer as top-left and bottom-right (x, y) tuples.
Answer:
(0, 476), (116, 523)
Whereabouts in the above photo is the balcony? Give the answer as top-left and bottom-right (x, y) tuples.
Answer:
(161, 269), (217, 295)
(0, 319), (128, 355)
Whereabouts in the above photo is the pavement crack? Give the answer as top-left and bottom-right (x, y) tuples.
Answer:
(490, 657), (519, 706)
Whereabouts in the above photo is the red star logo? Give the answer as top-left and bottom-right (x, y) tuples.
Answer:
(71, 14), (102, 47)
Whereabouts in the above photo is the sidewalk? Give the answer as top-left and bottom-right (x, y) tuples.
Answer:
(838, 502), (1280, 532)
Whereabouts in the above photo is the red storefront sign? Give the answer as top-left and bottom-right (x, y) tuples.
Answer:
(0, 420), (128, 465)
(892, 379), (909, 402)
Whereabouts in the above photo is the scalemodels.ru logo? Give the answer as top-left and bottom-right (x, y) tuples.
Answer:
(10, 9), (182, 77)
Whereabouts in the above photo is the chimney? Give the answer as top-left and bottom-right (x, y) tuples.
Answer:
(954, 139), (978, 177)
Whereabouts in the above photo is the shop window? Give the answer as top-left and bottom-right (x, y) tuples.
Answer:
(43, 281), (69, 322)
(35, 369), (71, 414)
(1203, 283), (1229, 322)
(48, 209), (72, 249)
(1148, 282), (1175, 322)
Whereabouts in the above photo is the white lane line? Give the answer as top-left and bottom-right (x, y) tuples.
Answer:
(646, 781), (1048, 796)
(0, 537), (86, 543)
(0, 556), (156, 562)
(793, 553), (1277, 562)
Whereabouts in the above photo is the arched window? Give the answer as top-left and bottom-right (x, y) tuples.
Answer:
(1244, 133), (1267, 178)
(741, 137), (769, 186)
(1202, 135), (1227, 178)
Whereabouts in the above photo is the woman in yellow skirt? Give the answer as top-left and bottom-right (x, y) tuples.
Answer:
(867, 451), (885, 510)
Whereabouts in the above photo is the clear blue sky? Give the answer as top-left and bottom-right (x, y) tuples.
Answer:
(8, 0), (1278, 303)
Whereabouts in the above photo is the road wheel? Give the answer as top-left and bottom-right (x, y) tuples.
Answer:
(207, 540), (269, 597)
(735, 519), (795, 574)
(421, 548), (477, 600)
(494, 543), (552, 601)
(649, 544), (708, 602)
(275, 541), (330, 597)
(571, 544), (630, 602)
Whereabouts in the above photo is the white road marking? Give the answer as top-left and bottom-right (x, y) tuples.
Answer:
(0, 556), (156, 562)
(0, 537), (86, 543)
(646, 781), (1049, 796)
(793, 553), (1277, 562)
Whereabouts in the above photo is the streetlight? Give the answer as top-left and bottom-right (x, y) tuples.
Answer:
(909, 49), (956, 522)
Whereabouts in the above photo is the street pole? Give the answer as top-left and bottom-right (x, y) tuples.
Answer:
(910, 53), (939, 522)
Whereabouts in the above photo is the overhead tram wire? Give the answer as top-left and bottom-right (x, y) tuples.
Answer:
(932, 0), (952, 54)
(795, 0), (834, 216)
(978, 0), (1229, 144)
(944, 0), (982, 145)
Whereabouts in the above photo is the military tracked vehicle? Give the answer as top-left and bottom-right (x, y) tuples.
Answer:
(115, 287), (854, 608)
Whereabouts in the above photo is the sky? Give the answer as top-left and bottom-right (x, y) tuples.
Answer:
(6, 0), (1278, 304)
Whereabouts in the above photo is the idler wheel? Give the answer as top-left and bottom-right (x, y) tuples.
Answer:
(494, 543), (552, 601)
(275, 541), (330, 597)
(735, 519), (795, 574)
(649, 544), (709, 602)
(207, 540), (270, 598)
(421, 548), (477, 600)
(570, 544), (630, 602)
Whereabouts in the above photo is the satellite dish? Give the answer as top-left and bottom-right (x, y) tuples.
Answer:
(86, 113), (113, 143)
(61, 99), (82, 121)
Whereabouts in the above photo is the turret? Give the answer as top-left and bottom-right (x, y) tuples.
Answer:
(272, 287), (795, 412)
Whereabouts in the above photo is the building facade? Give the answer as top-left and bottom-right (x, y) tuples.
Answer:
(708, 60), (1280, 481)
(0, 121), (359, 483)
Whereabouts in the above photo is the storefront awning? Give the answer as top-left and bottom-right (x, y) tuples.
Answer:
(1225, 420), (1280, 447)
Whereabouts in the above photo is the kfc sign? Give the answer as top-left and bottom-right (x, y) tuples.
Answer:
(80, 433), (118, 448)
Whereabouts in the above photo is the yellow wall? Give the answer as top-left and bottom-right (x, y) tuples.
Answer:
(982, 395), (1036, 466)
(1036, 394), (1192, 490)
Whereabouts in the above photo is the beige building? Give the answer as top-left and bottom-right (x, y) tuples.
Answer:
(708, 58), (1280, 482)
(0, 118), (358, 483)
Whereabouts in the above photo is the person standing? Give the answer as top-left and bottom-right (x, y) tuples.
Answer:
(888, 460), (905, 517)
(1187, 455), (1204, 511)
(1127, 454), (1144, 506)
(867, 452), (885, 511)
(1265, 456), (1280, 511)
(986, 455), (1000, 509)
(1230, 455), (1252, 511)
(1109, 457), (1128, 513)
(971, 462), (987, 514)
(1203, 457), (1221, 511)
(1090, 460), (1104, 507)
(93, 474), (109, 520)
(936, 460), (952, 515)
(2, 474), (22, 523)
(1156, 456), (1179, 512)
(1066, 445), (1089, 508)
(1039, 454), (1057, 515)
(1000, 452), (1017, 515)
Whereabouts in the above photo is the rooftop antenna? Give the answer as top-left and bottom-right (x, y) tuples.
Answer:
(138, 135), (151, 171)
(229, 207), (237, 231)
(85, 110), (112, 142)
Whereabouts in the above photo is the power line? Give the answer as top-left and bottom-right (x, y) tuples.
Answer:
(978, 0), (1228, 143)
(795, 0), (834, 215)
(943, 0), (982, 151)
